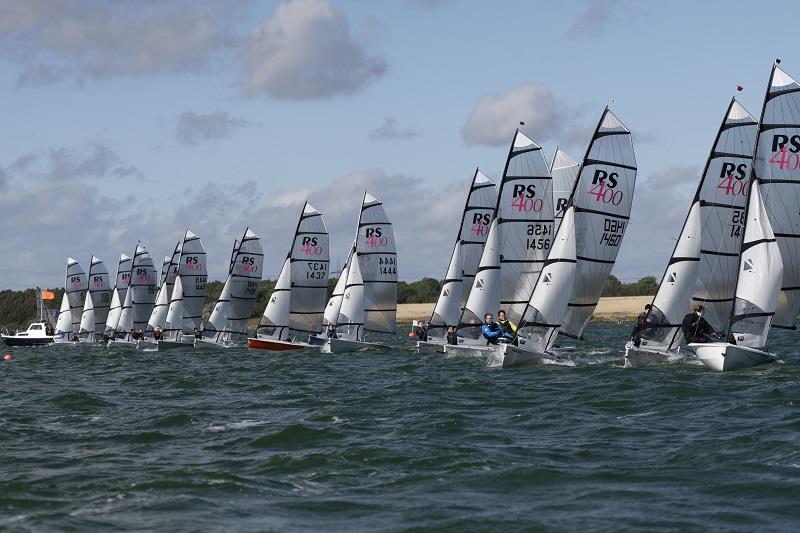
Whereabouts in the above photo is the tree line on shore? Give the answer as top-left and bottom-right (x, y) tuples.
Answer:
(0, 275), (658, 330)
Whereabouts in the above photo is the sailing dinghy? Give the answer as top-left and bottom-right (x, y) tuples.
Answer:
(691, 62), (800, 371)
(250, 204), (329, 350)
(159, 276), (196, 349)
(320, 192), (397, 353)
(625, 98), (757, 366)
(202, 228), (264, 347)
(417, 169), (497, 354)
(448, 129), (555, 358)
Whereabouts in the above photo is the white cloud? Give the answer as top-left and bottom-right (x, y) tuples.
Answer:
(0, 0), (240, 86)
(462, 84), (568, 147)
(241, 0), (386, 99)
(175, 111), (254, 146)
(369, 118), (421, 142)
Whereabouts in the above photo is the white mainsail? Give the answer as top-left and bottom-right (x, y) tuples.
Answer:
(551, 148), (580, 235)
(727, 181), (783, 348)
(457, 218), (502, 343)
(88, 256), (111, 335)
(515, 206), (578, 353)
(355, 193), (397, 333)
(205, 228), (264, 343)
(258, 203), (329, 340)
(639, 99), (757, 351)
(177, 230), (207, 332)
(55, 293), (72, 337)
(115, 253), (132, 305)
(427, 169), (497, 342)
(79, 292), (95, 342)
(130, 243), (158, 331)
(164, 275), (185, 341)
(258, 258), (291, 341)
(753, 64), (800, 329)
(65, 257), (87, 333)
(562, 108), (638, 338)
(336, 248), (366, 341)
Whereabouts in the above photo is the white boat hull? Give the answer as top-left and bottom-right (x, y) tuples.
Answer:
(498, 343), (552, 368)
(623, 341), (683, 368)
(443, 343), (493, 358)
(688, 342), (776, 372)
(157, 338), (196, 351)
(321, 338), (389, 353)
(416, 340), (447, 354)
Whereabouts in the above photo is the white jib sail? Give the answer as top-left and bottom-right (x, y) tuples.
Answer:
(516, 205), (578, 353)
(55, 293), (72, 336)
(178, 230), (207, 332)
(337, 247), (366, 342)
(427, 169), (497, 342)
(289, 203), (330, 335)
(79, 292), (95, 341)
(88, 256), (111, 335)
(258, 257), (291, 341)
(562, 108), (638, 338)
(355, 193), (397, 333)
(457, 218), (502, 344)
(147, 283), (170, 331)
(551, 148), (580, 235)
(104, 288), (121, 335)
(427, 241), (463, 343)
(130, 243), (158, 330)
(323, 245), (354, 326)
(116, 285), (134, 335)
(115, 253), (132, 305)
(496, 130), (555, 322)
(640, 98), (757, 350)
(206, 228), (264, 343)
(728, 181), (783, 348)
(164, 275), (185, 341)
(753, 64), (800, 329)
(65, 257), (87, 333)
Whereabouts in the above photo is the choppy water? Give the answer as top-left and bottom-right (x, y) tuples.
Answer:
(1, 322), (799, 531)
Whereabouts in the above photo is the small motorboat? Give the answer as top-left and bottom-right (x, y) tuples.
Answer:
(1, 322), (55, 347)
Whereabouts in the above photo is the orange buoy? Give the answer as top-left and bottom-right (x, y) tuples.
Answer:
(3, 354), (12, 361)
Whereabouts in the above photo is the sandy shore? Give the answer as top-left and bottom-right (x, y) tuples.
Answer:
(397, 296), (651, 325)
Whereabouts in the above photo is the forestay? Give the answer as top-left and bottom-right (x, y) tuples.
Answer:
(355, 193), (397, 333)
(129, 243), (158, 331)
(88, 256), (111, 335)
(427, 169), (497, 342)
(551, 148), (580, 235)
(640, 99), (757, 351)
(178, 230), (207, 332)
(728, 181), (783, 348)
(753, 64), (800, 329)
(205, 229), (263, 343)
(65, 257), (87, 333)
(515, 206), (578, 353)
(562, 108), (637, 338)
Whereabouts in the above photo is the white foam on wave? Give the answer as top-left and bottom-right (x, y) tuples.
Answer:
(207, 419), (266, 432)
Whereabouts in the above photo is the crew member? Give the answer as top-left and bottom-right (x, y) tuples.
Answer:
(446, 326), (458, 346)
(415, 320), (428, 341)
(481, 313), (505, 345)
(681, 305), (716, 343)
(631, 304), (652, 347)
(497, 309), (517, 345)
(326, 324), (338, 339)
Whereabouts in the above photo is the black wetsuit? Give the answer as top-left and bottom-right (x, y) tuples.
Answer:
(631, 311), (648, 347)
(681, 313), (715, 343)
(446, 330), (458, 345)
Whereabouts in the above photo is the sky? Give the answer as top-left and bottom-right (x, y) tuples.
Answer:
(0, 0), (798, 289)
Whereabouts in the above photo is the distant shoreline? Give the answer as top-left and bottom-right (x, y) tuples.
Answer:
(396, 295), (651, 325)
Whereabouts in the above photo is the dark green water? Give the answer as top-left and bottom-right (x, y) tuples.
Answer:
(1, 322), (799, 531)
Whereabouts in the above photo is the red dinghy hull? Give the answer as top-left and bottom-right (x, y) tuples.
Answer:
(247, 337), (308, 351)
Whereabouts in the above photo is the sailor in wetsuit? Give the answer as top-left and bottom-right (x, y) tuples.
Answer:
(631, 304), (652, 347)
(446, 326), (458, 345)
(496, 309), (518, 346)
(481, 313), (512, 345)
(681, 305), (717, 343)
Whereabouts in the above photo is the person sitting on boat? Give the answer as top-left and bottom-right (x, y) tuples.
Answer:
(446, 326), (458, 346)
(153, 326), (162, 341)
(326, 324), (338, 339)
(631, 304), (652, 347)
(415, 320), (428, 341)
(193, 327), (202, 340)
(681, 305), (716, 343)
(496, 309), (518, 345)
(481, 313), (507, 345)
(45, 324), (54, 336)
